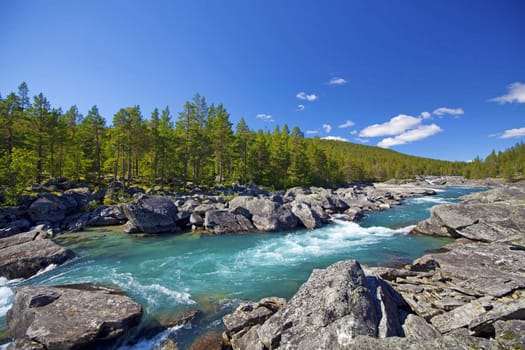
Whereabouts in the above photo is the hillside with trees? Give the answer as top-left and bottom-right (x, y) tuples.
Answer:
(1, 83), (523, 204)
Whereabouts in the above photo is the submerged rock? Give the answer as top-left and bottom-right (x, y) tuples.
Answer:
(7, 284), (143, 350)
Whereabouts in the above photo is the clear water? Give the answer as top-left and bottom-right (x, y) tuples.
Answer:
(0, 187), (484, 349)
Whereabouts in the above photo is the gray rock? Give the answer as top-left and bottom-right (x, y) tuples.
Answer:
(223, 302), (275, 335)
(290, 201), (321, 229)
(7, 284), (142, 349)
(343, 328), (500, 350)
(0, 229), (75, 279)
(494, 319), (525, 349)
(27, 194), (67, 223)
(470, 297), (525, 337)
(412, 183), (525, 245)
(228, 197), (298, 231)
(204, 210), (255, 234)
(430, 298), (487, 333)
(190, 212), (204, 226)
(6, 339), (46, 350)
(223, 297), (286, 350)
(89, 205), (126, 226)
(0, 219), (32, 238)
(255, 260), (404, 349)
(121, 195), (179, 233)
(401, 313), (441, 340)
(412, 241), (525, 297)
(123, 221), (141, 233)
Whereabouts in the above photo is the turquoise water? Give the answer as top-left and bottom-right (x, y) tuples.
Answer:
(0, 187), (484, 349)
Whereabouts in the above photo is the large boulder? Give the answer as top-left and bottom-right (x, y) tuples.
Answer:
(0, 227), (75, 279)
(89, 205), (127, 226)
(250, 260), (409, 349)
(121, 195), (179, 233)
(204, 210), (255, 234)
(7, 284), (142, 349)
(290, 201), (321, 229)
(27, 194), (67, 224)
(228, 196), (298, 231)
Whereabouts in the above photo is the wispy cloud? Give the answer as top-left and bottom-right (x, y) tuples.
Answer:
(296, 104), (305, 111)
(499, 127), (525, 139)
(327, 77), (347, 85)
(419, 111), (431, 119)
(338, 120), (355, 128)
(296, 91), (318, 102)
(256, 113), (274, 122)
(378, 124), (443, 148)
(359, 114), (421, 137)
(490, 82), (525, 104)
(432, 107), (464, 116)
(323, 124), (332, 133)
(350, 130), (358, 135)
(355, 137), (369, 143)
(322, 136), (349, 142)
(306, 129), (319, 135)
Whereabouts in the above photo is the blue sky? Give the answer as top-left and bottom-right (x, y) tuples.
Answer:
(1, 0), (524, 161)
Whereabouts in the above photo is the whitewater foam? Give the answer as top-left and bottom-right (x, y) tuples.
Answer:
(408, 196), (452, 204)
(236, 221), (410, 267)
(0, 277), (13, 317)
(111, 272), (195, 308)
(119, 324), (185, 350)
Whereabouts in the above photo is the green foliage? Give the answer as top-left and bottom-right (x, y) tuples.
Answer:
(0, 148), (38, 204)
(1, 82), (524, 204)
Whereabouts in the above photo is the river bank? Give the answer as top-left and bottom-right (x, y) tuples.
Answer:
(0, 178), (504, 348)
(223, 182), (525, 349)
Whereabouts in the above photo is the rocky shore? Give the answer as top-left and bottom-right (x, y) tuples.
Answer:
(0, 176), (507, 349)
(0, 179), (443, 281)
(222, 182), (525, 349)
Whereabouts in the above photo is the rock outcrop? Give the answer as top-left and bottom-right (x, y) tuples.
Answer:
(223, 183), (525, 349)
(412, 183), (525, 245)
(121, 194), (180, 233)
(0, 226), (75, 279)
(7, 283), (143, 350)
(223, 260), (440, 349)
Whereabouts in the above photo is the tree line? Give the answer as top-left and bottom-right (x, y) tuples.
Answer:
(1, 83), (523, 204)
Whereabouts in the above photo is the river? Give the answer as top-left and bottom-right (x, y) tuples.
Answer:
(0, 186), (484, 349)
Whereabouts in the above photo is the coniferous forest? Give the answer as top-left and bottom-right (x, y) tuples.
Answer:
(1, 83), (524, 204)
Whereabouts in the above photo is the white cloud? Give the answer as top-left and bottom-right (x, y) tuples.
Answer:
(297, 104), (305, 111)
(350, 130), (358, 135)
(490, 82), (525, 104)
(323, 124), (332, 133)
(355, 137), (369, 143)
(338, 120), (355, 128)
(256, 113), (274, 122)
(306, 129), (319, 135)
(420, 111), (431, 119)
(432, 107), (464, 116)
(359, 114), (421, 137)
(328, 77), (347, 85)
(296, 91), (318, 101)
(499, 127), (525, 139)
(377, 124), (443, 148)
(322, 136), (349, 142)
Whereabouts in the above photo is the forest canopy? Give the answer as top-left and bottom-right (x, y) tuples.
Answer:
(1, 83), (524, 204)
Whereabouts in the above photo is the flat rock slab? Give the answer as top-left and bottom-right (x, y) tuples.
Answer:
(412, 241), (525, 297)
(7, 284), (143, 349)
(0, 238), (75, 279)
